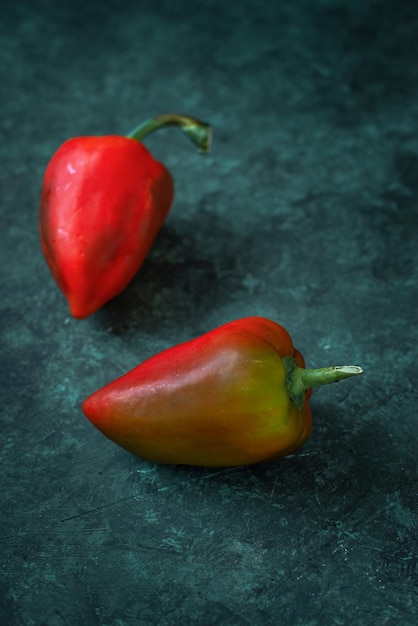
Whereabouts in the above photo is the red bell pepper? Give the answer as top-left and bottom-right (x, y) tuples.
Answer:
(82, 316), (363, 467)
(39, 114), (211, 318)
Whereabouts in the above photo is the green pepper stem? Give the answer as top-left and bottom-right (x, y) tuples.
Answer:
(283, 357), (363, 409)
(127, 114), (212, 153)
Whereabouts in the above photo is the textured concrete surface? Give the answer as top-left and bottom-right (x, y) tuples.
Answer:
(1, 0), (417, 624)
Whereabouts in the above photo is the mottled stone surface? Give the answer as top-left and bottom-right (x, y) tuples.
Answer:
(1, 0), (417, 624)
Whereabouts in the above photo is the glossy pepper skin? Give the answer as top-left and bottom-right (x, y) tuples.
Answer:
(39, 114), (211, 319)
(40, 136), (173, 318)
(82, 316), (362, 467)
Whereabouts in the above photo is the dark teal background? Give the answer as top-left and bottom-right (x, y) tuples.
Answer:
(1, 0), (417, 624)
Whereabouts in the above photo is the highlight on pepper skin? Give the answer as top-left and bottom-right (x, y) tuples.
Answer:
(82, 316), (363, 467)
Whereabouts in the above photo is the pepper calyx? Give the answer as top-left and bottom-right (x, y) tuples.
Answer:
(283, 357), (306, 409)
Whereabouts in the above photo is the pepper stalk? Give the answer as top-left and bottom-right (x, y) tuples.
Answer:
(127, 113), (212, 153)
(284, 356), (363, 409)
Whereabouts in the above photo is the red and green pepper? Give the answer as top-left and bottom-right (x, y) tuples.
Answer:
(82, 317), (363, 467)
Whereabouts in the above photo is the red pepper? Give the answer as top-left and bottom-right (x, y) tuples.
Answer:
(39, 114), (211, 318)
(82, 317), (363, 467)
